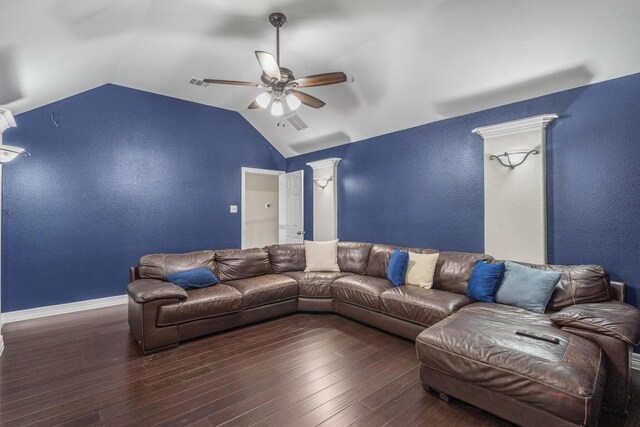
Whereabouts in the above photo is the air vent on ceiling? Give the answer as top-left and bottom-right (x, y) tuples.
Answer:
(189, 78), (209, 87)
(285, 113), (308, 131)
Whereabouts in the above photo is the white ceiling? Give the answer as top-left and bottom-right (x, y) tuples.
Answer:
(2, 0), (639, 157)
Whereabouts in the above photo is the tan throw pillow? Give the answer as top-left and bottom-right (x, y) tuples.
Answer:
(304, 240), (340, 272)
(405, 252), (439, 288)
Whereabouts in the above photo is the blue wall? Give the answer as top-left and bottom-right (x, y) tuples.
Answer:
(3, 74), (639, 312)
(287, 73), (640, 308)
(2, 84), (284, 311)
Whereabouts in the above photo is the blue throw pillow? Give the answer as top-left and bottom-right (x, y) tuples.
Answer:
(467, 260), (505, 303)
(495, 261), (562, 313)
(387, 250), (409, 287)
(166, 268), (219, 290)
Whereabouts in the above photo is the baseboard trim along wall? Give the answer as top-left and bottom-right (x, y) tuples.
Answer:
(633, 353), (640, 371)
(2, 294), (128, 324)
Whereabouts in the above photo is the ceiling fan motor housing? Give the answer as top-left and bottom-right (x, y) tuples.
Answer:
(261, 67), (295, 86)
(269, 12), (287, 28)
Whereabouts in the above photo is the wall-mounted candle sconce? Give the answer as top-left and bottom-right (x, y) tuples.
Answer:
(489, 149), (538, 169)
(312, 177), (333, 189)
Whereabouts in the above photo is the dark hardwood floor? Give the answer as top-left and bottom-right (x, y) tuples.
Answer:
(1, 306), (638, 427)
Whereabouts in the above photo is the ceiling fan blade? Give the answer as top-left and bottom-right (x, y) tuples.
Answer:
(255, 51), (281, 82)
(291, 90), (325, 109)
(291, 72), (347, 88)
(203, 79), (261, 87)
(248, 100), (260, 109)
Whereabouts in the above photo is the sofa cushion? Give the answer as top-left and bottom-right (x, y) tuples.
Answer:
(337, 242), (373, 274)
(215, 248), (272, 282)
(282, 271), (351, 298)
(495, 261), (561, 314)
(516, 262), (611, 311)
(380, 287), (473, 327)
(139, 250), (216, 280)
(331, 275), (394, 311)
(416, 304), (605, 426)
(267, 244), (305, 273)
(304, 240), (340, 272)
(405, 252), (439, 288)
(460, 302), (555, 327)
(366, 244), (438, 279)
(156, 284), (242, 325)
(386, 250), (409, 287)
(365, 244), (395, 278)
(225, 274), (298, 309)
(166, 268), (220, 290)
(467, 261), (504, 303)
(434, 251), (492, 295)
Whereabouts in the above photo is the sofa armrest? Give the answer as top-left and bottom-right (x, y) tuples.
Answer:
(550, 301), (640, 346)
(126, 279), (188, 304)
(609, 280), (625, 302)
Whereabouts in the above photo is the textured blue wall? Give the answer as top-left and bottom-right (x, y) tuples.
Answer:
(2, 84), (285, 311)
(286, 124), (485, 252)
(287, 73), (640, 308)
(3, 74), (639, 312)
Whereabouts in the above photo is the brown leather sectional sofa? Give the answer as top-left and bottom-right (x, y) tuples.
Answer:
(127, 242), (640, 426)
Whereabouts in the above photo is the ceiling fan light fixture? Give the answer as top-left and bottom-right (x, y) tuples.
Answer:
(271, 100), (284, 117)
(255, 92), (272, 109)
(0, 145), (25, 163)
(285, 92), (301, 111)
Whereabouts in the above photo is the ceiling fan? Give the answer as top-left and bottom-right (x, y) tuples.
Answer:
(198, 12), (350, 117)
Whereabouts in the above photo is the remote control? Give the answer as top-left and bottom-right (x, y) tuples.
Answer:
(516, 329), (560, 344)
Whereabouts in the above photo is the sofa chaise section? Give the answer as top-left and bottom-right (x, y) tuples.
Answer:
(416, 303), (606, 427)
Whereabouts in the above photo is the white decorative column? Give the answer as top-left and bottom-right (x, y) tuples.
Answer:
(0, 107), (17, 357)
(473, 114), (557, 264)
(306, 158), (341, 241)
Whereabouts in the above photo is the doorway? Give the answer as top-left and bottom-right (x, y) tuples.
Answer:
(241, 168), (304, 249)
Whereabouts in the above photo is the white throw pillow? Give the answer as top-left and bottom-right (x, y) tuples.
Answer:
(405, 252), (439, 288)
(304, 240), (340, 272)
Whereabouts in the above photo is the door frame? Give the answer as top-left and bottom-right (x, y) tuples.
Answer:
(241, 167), (285, 249)
(279, 169), (305, 244)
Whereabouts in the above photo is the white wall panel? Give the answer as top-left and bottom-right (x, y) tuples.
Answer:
(473, 114), (557, 263)
(307, 158), (341, 241)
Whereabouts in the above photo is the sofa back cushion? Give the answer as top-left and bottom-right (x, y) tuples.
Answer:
(338, 242), (373, 274)
(515, 262), (610, 311)
(215, 248), (272, 282)
(366, 244), (438, 278)
(434, 251), (493, 295)
(366, 244), (397, 278)
(139, 250), (216, 280)
(267, 244), (306, 273)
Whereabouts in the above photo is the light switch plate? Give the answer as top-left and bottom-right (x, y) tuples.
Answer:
(230, 205), (238, 213)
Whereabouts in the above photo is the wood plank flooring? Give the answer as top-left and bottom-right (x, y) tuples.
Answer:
(0, 306), (638, 426)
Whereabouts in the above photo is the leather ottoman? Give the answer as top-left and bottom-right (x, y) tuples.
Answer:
(415, 305), (606, 427)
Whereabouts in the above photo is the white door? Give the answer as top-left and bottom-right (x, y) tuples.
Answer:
(279, 170), (304, 244)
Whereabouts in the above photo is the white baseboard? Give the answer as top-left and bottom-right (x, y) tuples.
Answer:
(1, 294), (128, 324)
(633, 353), (640, 371)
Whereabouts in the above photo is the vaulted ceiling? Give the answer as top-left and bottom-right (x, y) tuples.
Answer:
(1, 0), (639, 157)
